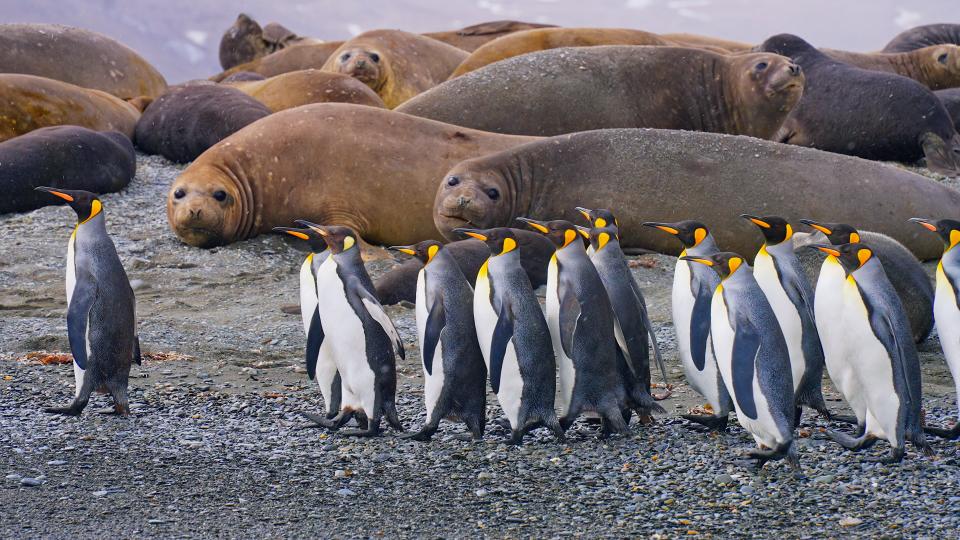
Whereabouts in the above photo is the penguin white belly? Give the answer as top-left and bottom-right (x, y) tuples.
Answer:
(315, 343), (345, 411)
(672, 260), (724, 411)
(935, 265), (960, 402)
(497, 342), (523, 428)
(545, 257), (575, 416)
(753, 252), (805, 392)
(298, 255), (318, 333)
(711, 292), (783, 448)
(843, 281), (900, 444)
(315, 259), (375, 416)
(473, 264), (523, 428)
(815, 259), (866, 422)
(416, 271), (446, 420)
(66, 230), (85, 396)
(473, 267), (496, 366)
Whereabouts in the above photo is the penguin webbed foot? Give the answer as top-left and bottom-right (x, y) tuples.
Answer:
(43, 404), (84, 416)
(398, 426), (436, 442)
(746, 442), (802, 478)
(340, 424), (382, 438)
(681, 413), (728, 432)
(826, 429), (877, 451)
(924, 423), (960, 440)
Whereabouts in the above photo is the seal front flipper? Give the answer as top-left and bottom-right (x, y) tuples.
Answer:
(66, 274), (98, 371)
(730, 315), (760, 420)
(489, 297), (515, 395)
(422, 291), (446, 376)
(304, 308), (324, 380)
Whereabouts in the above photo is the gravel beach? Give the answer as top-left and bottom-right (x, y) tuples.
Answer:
(1, 154), (959, 538)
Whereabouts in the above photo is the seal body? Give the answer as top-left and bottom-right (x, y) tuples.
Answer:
(822, 45), (960, 90)
(0, 127), (135, 215)
(218, 13), (318, 70)
(660, 32), (753, 52)
(135, 84), (270, 163)
(433, 129), (960, 260)
(883, 24), (960, 53)
(168, 104), (535, 248)
(938, 88), (960, 130)
(758, 34), (960, 175)
(424, 20), (556, 52)
(399, 46), (803, 139)
(213, 41), (344, 82)
(0, 74), (140, 143)
(225, 69), (385, 111)
(0, 23), (166, 99)
(322, 30), (467, 108)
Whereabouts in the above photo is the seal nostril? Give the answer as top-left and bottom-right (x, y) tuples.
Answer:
(457, 196), (469, 209)
(789, 64), (801, 76)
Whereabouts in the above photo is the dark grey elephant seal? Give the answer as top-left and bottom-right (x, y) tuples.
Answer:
(218, 13), (318, 70)
(0, 126), (135, 215)
(398, 46), (803, 139)
(883, 24), (960, 53)
(433, 128), (960, 260)
(134, 84), (271, 163)
(938, 88), (960, 130)
(758, 34), (960, 175)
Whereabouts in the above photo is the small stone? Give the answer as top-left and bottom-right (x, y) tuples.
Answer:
(813, 475), (835, 484)
(478, 472), (492, 481)
(46, 460), (67, 466)
(20, 477), (43, 487)
(336, 488), (355, 497)
(839, 517), (863, 527)
(334, 469), (349, 479)
(475, 488), (488, 497)
(129, 279), (150, 291)
(5, 473), (22, 481)
(92, 490), (109, 497)
(714, 473), (734, 485)
(147, 519), (165, 524)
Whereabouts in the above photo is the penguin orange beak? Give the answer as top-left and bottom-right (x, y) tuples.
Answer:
(295, 220), (328, 236)
(799, 218), (833, 235)
(272, 227), (310, 240)
(388, 245), (417, 256)
(679, 256), (714, 266)
(575, 207), (592, 222)
(809, 244), (841, 257)
(516, 217), (549, 234)
(909, 218), (938, 232)
(453, 228), (487, 241)
(642, 222), (679, 235)
(34, 186), (75, 202)
(740, 214), (770, 229)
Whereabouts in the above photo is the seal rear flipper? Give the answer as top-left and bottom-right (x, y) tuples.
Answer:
(304, 308), (324, 380)
(66, 275), (98, 371)
(920, 132), (960, 177)
(422, 293), (446, 376)
(730, 316), (761, 420)
(488, 298), (515, 395)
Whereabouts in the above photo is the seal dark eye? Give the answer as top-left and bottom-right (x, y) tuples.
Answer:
(755, 62), (768, 71)
(486, 188), (500, 200)
(369, 53), (380, 63)
(213, 190), (227, 202)
(174, 188), (185, 199)
(447, 176), (460, 187)
(938, 53), (949, 65)
(340, 53), (351, 62)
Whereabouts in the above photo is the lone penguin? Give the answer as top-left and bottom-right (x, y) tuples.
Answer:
(644, 220), (733, 431)
(390, 240), (487, 440)
(296, 221), (404, 436)
(910, 218), (960, 439)
(682, 252), (800, 474)
(456, 227), (564, 444)
(742, 214), (829, 422)
(35, 187), (140, 416)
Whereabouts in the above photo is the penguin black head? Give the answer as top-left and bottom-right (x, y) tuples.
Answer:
(389, 240), (444, 265)
(295, 221), (358, 254)
(585, 225), (620, 253)
(642, 220), (710, 249)
(741, 214), (792, 245)
(454, 227), (518, 256)
(575, 207), (620, 229)
(516, 217), (583, 249)
(808, 243), (874, 275)
(272, 226), (328, 253)
(910, 218), (960, 251)
(799, 219), (860, 245)
(34, 187), (102, 224)
(680, 251), (748, 280)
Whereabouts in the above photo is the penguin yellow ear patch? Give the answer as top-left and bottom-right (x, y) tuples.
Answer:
(343, 236), (356, 250)
(857, 248), (872, 266)
(849, 232), (860, 243)
(427, 244), (440, 262)
(563, 229), (577, 246)
(694, 227), (707, 245)
(81, 199), (102, 224)
(500, 237), (517, 255)
(784, 223), (793, 240)
(728, 257), (742, 274)
(951, 229), (960, 248)
(595, 218), (608, 228)
(598, 232), (610, 250)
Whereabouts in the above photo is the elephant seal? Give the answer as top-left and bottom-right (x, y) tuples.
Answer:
(883, 24), (960, 53)
(399, 46), (803, 139)
(374, 230), (554, 304)
(0, 126), (135, 215)
(450, 28), (673, 77)
(821, 45), (960, 90)
(792, 230), (933, 344)
(218, 13), (318, 70)
(758, 34), (960, 175)
(221, 71), (267, 83)
(660, 32), (753, 52)
(424, 20), (556, 52)
(433, 128), (960, 260)
(937, 88), (960, 130)
(0, 74), (140, 142)
(212, 41), (344, 82)
(321, 30), (468, 108)
(167, 104), (535, 248)
(225, 69), (385, 111)
(134, 84), (270, 163)
(0, 24), (166, 99)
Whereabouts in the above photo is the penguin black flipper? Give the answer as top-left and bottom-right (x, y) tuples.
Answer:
(557, 272), (581, 361)
(346, 276), (405, 360)
(489, 297), (515, 395)
(689, 272), (713, 371)
(871, 304), (920, 411)
(627, 276), (668, 388)
(422, 292), (446, 376)
(132, 335), (142, 366)
(731, 315), (760, 420)
(66, 275), (98, 370)
(304, 308), (324, 380)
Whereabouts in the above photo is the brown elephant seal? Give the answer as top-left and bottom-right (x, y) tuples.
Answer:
(660, 32), (753, 52)
(399, 46), (803, 139)
(225, 69), (385, 111)
(821, 45), (960, 90)
(0, 74), (140, 142)
(0, 126), (135, 215)
(0, 24), (166, 99)
(424, 20), (556, 52)
(758, 34), (960, 175)
(450, 28), (674, 77)
(134, 84), (270, 163)
(883, 24), (960, 53)
(218, 13), (320, 70)
(938, 88), (960, 130)
(167, 104), (535, 248)
(212, 41), (344, 82)
(321, 30), (467, 108)
(433, 128), (960, 260)
(374, 230), (554, 304)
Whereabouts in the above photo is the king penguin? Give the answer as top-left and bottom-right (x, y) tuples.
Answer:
(910, 218), (960, 439)
(518, 217), (631, 436)
(35, 187), (140, 416)
(644, 220), (733, 431)
(455, 227), (564, 444)
(389, 240), (487, 440)
(295, 221), (404, 436)
(273, 226), (359, 428)
(575, 207), (619, 257)
(681, 252), (800, 474)
(809, 242), (930, 462)
(741, 215), (829, 422)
